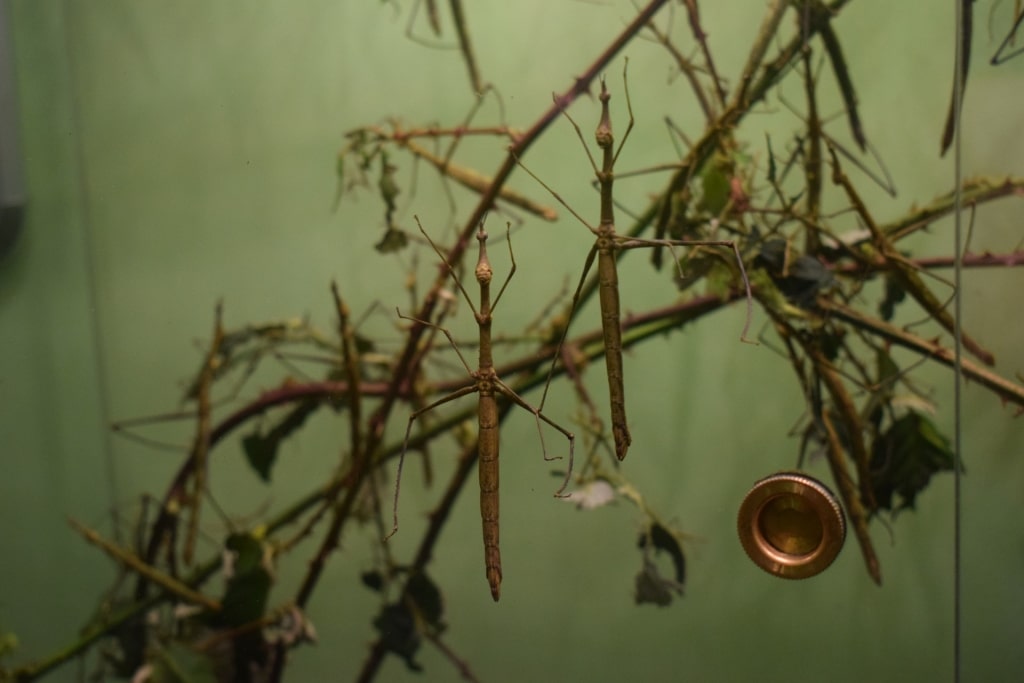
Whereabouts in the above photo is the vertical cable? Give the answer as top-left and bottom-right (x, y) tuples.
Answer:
(61, 0), (122, 520)
(951, 0), (966, 681)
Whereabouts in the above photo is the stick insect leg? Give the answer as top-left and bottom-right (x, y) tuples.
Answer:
(490, 223), (517, 310)
(494, 379), (576, 497)
(387, 302), (482, 540)
(489, 223), (576, 480)
(397, 308), (477, 375)
(414, 217), (481, 320)
(387, 383), (478, 540)
(539, 245), (599, 411)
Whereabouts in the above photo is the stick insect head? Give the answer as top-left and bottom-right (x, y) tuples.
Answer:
(595, 77), (613, 150)
(474, 223), (493, 285)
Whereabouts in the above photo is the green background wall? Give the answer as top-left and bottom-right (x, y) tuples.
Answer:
(2, 2), (1022, 681)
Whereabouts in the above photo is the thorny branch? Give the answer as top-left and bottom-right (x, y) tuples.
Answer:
(8, 1), (1024, 681)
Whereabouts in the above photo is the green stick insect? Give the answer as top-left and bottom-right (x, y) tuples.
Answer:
(389, 219), (575, 601)
(520, 74), (752, 461)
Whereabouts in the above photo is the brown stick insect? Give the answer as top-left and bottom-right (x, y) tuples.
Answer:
(519, 71), (753, 461)
(388, 218), (575, 601)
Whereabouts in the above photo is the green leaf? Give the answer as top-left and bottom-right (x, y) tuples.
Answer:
(242, 401), (320, 482)
(353, 333), (375, 355)
(373, 603), (423, 672)
(241, 432), (277, 483)
(407, 572), (445, 632)
(633, 558), (683, 607)
(698, 162), (731, 216)
(879, 272), (907, 321)
(361, 569), (385, 592)
(374, 227), (409, 253)
(870, 411), (961, 514)
(217, 533), (273, 628)
(819, 327), (844, 362)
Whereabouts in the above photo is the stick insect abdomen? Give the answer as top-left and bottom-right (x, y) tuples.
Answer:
(477, 381), (501, 601)
(596, 241), (631, 460)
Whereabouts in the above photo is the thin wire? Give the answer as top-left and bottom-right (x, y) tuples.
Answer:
(951, 0), (965, 680)
(61, 1), (123, 518)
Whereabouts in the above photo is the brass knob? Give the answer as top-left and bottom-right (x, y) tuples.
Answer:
(737, 472), (845, 579)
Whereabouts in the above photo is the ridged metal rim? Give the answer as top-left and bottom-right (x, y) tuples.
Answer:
(737, 471), (846, 579)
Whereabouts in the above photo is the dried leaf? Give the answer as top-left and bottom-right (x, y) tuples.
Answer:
(268, 605), (318, 648)
(562, 480), (616, 510)
(374, 228), (409, 253)
(755, 239), (834, 308)
(638, 522), (687, 586)
(633, 558), (683, 607)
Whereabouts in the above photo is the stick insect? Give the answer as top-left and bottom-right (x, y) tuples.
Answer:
(402, 0), (486, 94)
(519, 73), (752, 461)
(389, 218), (575, 601)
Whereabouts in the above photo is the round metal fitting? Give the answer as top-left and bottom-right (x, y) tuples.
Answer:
(737, 472), (845, 579)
